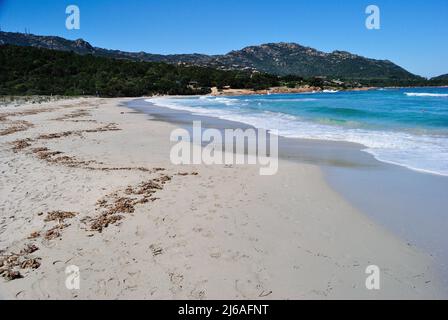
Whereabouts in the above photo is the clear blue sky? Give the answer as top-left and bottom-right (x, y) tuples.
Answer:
(1, 0), (447, 77)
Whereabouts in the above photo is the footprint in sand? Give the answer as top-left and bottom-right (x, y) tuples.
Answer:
(168, 272), (184, 295)
(209, 247), (222, 259)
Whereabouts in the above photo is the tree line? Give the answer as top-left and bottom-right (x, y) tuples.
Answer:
(1, 45), (445, 97)
(0, 45), (291, 96)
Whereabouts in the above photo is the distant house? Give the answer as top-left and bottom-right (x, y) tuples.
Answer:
(331, 79), (344, 85)
(188, 81), (200, 90)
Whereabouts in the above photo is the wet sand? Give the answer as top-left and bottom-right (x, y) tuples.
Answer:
(130, 98), (448, 291)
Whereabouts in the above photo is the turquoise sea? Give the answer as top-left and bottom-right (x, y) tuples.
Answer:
(146, 87), (448, 176)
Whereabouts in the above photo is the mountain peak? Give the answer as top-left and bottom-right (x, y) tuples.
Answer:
(74, 38), (93, 50)
(431, 73), (448, 81)
(0, 31), (421, 81)
(263, 42), (304, 49)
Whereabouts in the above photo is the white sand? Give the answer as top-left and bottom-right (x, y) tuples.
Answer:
(0, 98), (444, 299)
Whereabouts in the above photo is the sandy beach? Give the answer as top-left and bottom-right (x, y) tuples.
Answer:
(0, 97), (445, 299)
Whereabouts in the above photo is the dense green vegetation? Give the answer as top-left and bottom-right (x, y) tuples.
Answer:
(428, 74), (448, 86)
(0, 45), (289, 96)
(1, 45), (446, 97)
(1, 32), (435, 83)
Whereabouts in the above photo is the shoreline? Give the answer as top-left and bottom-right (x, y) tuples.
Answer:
(209, 86), (375, 97)
(207, 85), (448, 97)
(0, 97), (446, 299)
(129, 97), (448, 286)
(142, 94), (448, 178)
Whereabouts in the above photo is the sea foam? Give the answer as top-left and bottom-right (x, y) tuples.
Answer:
(145, 92), (448, 176)
(405, 92), (448, 97)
